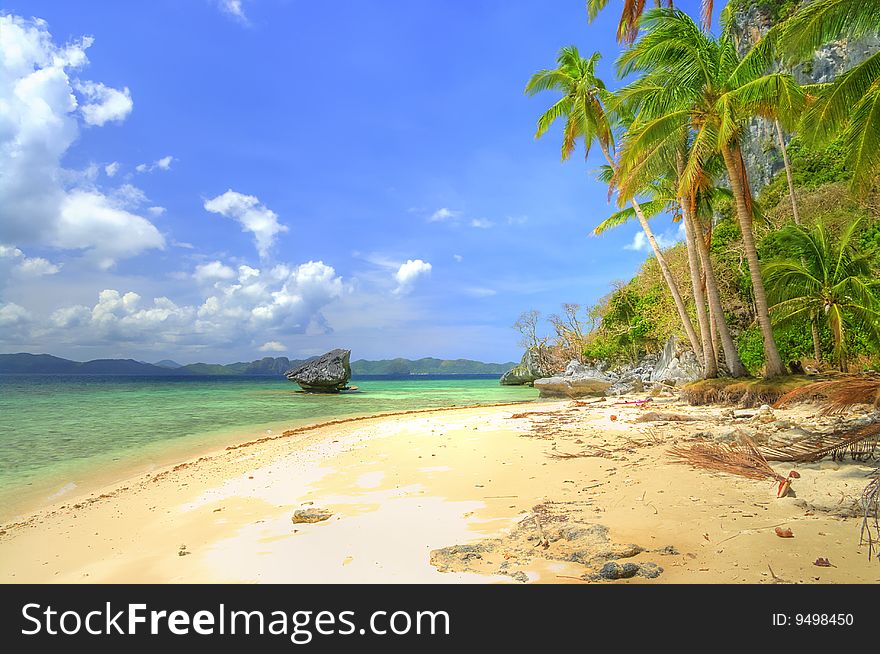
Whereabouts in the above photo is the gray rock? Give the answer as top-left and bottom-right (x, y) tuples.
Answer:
(500, 348), (552, 385)
(285, 349), (352, 392)
(594, 561), (663, 580)
(533, 371), (613, 398)
(650, 337), (701, 386)
(292, 508), (333, 524)
(731, 2), (880, 193)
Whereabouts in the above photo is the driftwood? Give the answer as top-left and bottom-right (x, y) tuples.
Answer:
(634, 411), (700, 423)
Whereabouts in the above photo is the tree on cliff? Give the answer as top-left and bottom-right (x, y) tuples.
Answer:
(781, 0), (880, 193)
(613, 7), (806, 377)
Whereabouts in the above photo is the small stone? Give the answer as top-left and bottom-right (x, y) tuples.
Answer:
(292, 508), (333, 524)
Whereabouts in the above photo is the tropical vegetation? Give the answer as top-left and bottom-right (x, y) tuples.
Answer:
(522, 0), (880, 379)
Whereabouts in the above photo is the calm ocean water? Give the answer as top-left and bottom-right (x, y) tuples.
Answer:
(0, 374), (536, 520)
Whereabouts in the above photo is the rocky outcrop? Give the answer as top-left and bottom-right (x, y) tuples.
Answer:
(500, 348), (552, 386)
(533, 360), (613, 398)
(650, 337), (701, 387)
(285, 349), (352, 392)
(730, 1), (880, 192)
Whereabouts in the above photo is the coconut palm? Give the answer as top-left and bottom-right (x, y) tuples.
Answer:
(613, 7), (806, 377)
(525, 46), (704, 361)
(763, 219), (880, 371)
(781, 0), (880, 192)
(586, 0), (716, 43)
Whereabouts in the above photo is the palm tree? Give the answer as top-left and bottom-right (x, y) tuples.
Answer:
(524, 46), (704, 361)
(763, 219), (880, 371)
(780, 0), (880, 193)
(614, 7), (806, 377)
(586, 0), (716, 43)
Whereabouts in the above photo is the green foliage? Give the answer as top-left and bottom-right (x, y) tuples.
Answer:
(727, 0), (799, 23)
(760, 137), (852, 210)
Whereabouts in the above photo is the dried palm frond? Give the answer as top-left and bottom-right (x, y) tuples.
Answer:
(774, 375), (880, 415)
(760, 423), (880, 463)
(861, 473), (880, 562)
(669, 438), (785, 482)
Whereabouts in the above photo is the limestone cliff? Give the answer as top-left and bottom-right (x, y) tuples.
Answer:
(729, 0), (880, 192)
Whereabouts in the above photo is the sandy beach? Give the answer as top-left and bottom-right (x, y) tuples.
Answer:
(0, 396), (877, 584)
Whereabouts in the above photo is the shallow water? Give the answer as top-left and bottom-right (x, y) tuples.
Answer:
(0, 374), (536, 520)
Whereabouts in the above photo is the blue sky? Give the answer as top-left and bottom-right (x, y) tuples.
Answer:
(0, 0), (718, 364)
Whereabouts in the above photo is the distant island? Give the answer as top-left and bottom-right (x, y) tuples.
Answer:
(0, 353), (517, 376)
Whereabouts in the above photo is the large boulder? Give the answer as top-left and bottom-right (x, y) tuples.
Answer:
(533, 360), (613, 398)
(285, 349), (352, 392)
(650, 337), (701, 386)
(500, 348), (550, 386)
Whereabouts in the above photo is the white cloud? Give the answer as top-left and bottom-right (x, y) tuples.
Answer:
(393, 259), (432, 295)
(104, 161), (120, 177)
(0, 244), (61, 277)
(464, 287), (496, 298)
(470, 218), (493, 229)
(218, 0), (248, 22)
(624, 223), (685, 252)
(204, 190), (288, 259)
(135, 155), (174, 174)
(193, 260), (237, 284)
(41, 259), (345, 347)
(428, 208), (459, 222)
(75, 80), (132, 126)
(148, 206), (166, 216)
(0, 15), (163, 267)
(259, 341), (286, 352)
(0, 302), (31, 327)
(55, 190), (164, 268)
(453, 254), (463, 262)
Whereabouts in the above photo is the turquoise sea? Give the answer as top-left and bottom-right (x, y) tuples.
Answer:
(0, 374), (536, 521)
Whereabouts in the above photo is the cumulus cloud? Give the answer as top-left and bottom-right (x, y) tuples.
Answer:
(428, 208), (459, 222)
(218, 0), (248, 23)
(624, 223), (685, 253)
(0, 15), (163, 266)
(259, 341), (286, 352)
(0, 244), (61, 277)
(135, 155), (174, 174)
(453, 254), (463, 262)
(204, 190), (288, 259)
(55, 190), (164, 268)
(0, 302), (32, 328)
(470, 218), (493, 229)
(193, 260), (237, 284)
(35, 260), (345, 349)
(393, 259), (432, 295)
(75, 80), (133, 126)
(148, 206), (166, 216)
(104, 162), (120, 177)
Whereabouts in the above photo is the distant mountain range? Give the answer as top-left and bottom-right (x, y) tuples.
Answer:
(0, 353), (516, 376)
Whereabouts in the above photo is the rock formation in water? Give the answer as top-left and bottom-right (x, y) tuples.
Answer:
(500, 348), (552, 386)
(285, 349), (352, 392)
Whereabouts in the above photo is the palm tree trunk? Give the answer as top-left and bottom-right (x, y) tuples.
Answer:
(774, 120), (800, 225)
(721, 143), (786, 377)
(681, 199), (717, 377)
(601, 146), (703, 360)
(690, 206), (749, 377)
(830, 306), (847, 372)
(811, 313), (821, 362)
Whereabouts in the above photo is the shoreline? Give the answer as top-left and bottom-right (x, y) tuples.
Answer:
(1, 395), (877, 584)
(0, 400), (534, 530)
